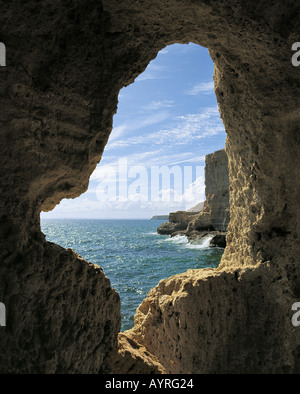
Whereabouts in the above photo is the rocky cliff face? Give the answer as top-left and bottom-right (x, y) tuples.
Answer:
(205, 149), (230, 231)
(157, 211), (200, 235)
(157, 149), (229, 246)
(1, 0), (300, 374)
(0, 240), (120, 373)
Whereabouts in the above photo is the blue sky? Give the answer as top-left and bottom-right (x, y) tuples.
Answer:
(41, 43), (226, 219)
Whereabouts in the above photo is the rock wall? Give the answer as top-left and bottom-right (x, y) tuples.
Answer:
(157, 211), (200, 235)
(1, 0), (300, 374)
(205, 149), (230, 231)
(125, 264), (299, 374)
(0, 240), (120, 373)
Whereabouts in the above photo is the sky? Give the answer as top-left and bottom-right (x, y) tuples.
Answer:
(41, 43), (227, 220)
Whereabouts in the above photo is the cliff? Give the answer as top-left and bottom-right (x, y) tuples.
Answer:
(157, 149), (229, 247)
(1, 0), (300, 375)
(156, 211), (200, 235)
(205, 149), (230, 232)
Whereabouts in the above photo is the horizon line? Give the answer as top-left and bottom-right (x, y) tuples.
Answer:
(40, 217), (167, 220)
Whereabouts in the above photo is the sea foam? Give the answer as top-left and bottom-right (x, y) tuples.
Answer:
(165, 234), (213, 249)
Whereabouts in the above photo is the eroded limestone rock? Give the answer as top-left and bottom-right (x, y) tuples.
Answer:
(125, 264), (300, 374)
(108, 333), (166, 374)
(186, 204), (214, 233)
(0, 241), (120, 373)
(157, 211), (199, 235)
(205, 149), (230, 232)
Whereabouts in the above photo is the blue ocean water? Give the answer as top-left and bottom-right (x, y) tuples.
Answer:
(41, 219), (223, 331)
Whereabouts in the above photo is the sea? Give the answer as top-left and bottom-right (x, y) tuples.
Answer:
(41, 219), (224, 332)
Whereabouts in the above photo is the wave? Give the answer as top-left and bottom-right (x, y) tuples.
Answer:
(186, 235), (214, 249)
(164, 234), (213, 249)
(164, 234), (189, 245)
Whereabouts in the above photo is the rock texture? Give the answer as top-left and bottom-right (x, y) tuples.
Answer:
(125, 264), (299, 374)
(186, 203), (214, 233)
(1, 0), (300, 374)
(108, 333), (166, 374)
(0, 241), (120, 373)
(157, 211), (199, 235)
(205, 149), (230, 232)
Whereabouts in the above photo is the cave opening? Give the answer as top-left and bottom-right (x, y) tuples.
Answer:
(40, 42), (227, 331)
(2, 1), (299, 374)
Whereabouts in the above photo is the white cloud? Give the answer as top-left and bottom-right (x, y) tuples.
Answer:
(182, 176), (205, 204)
(166, 156), (206, 166)
(90, 151), (165, 181)
(142, 106), (223, 145)
(135, 73), (157, 82)
(105, 106), (223, 152)
(135, 63), (167, 83)
(139, 111), (170, 128)
(145, 100), (175, 111)
(90, 150), (205, 185)
(106, 111), (171, 151)
(108, 125), (127, 142)
(186, 81), (215, 95)
(41, 176), (205, 219)
(159, 49), (169, 55)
